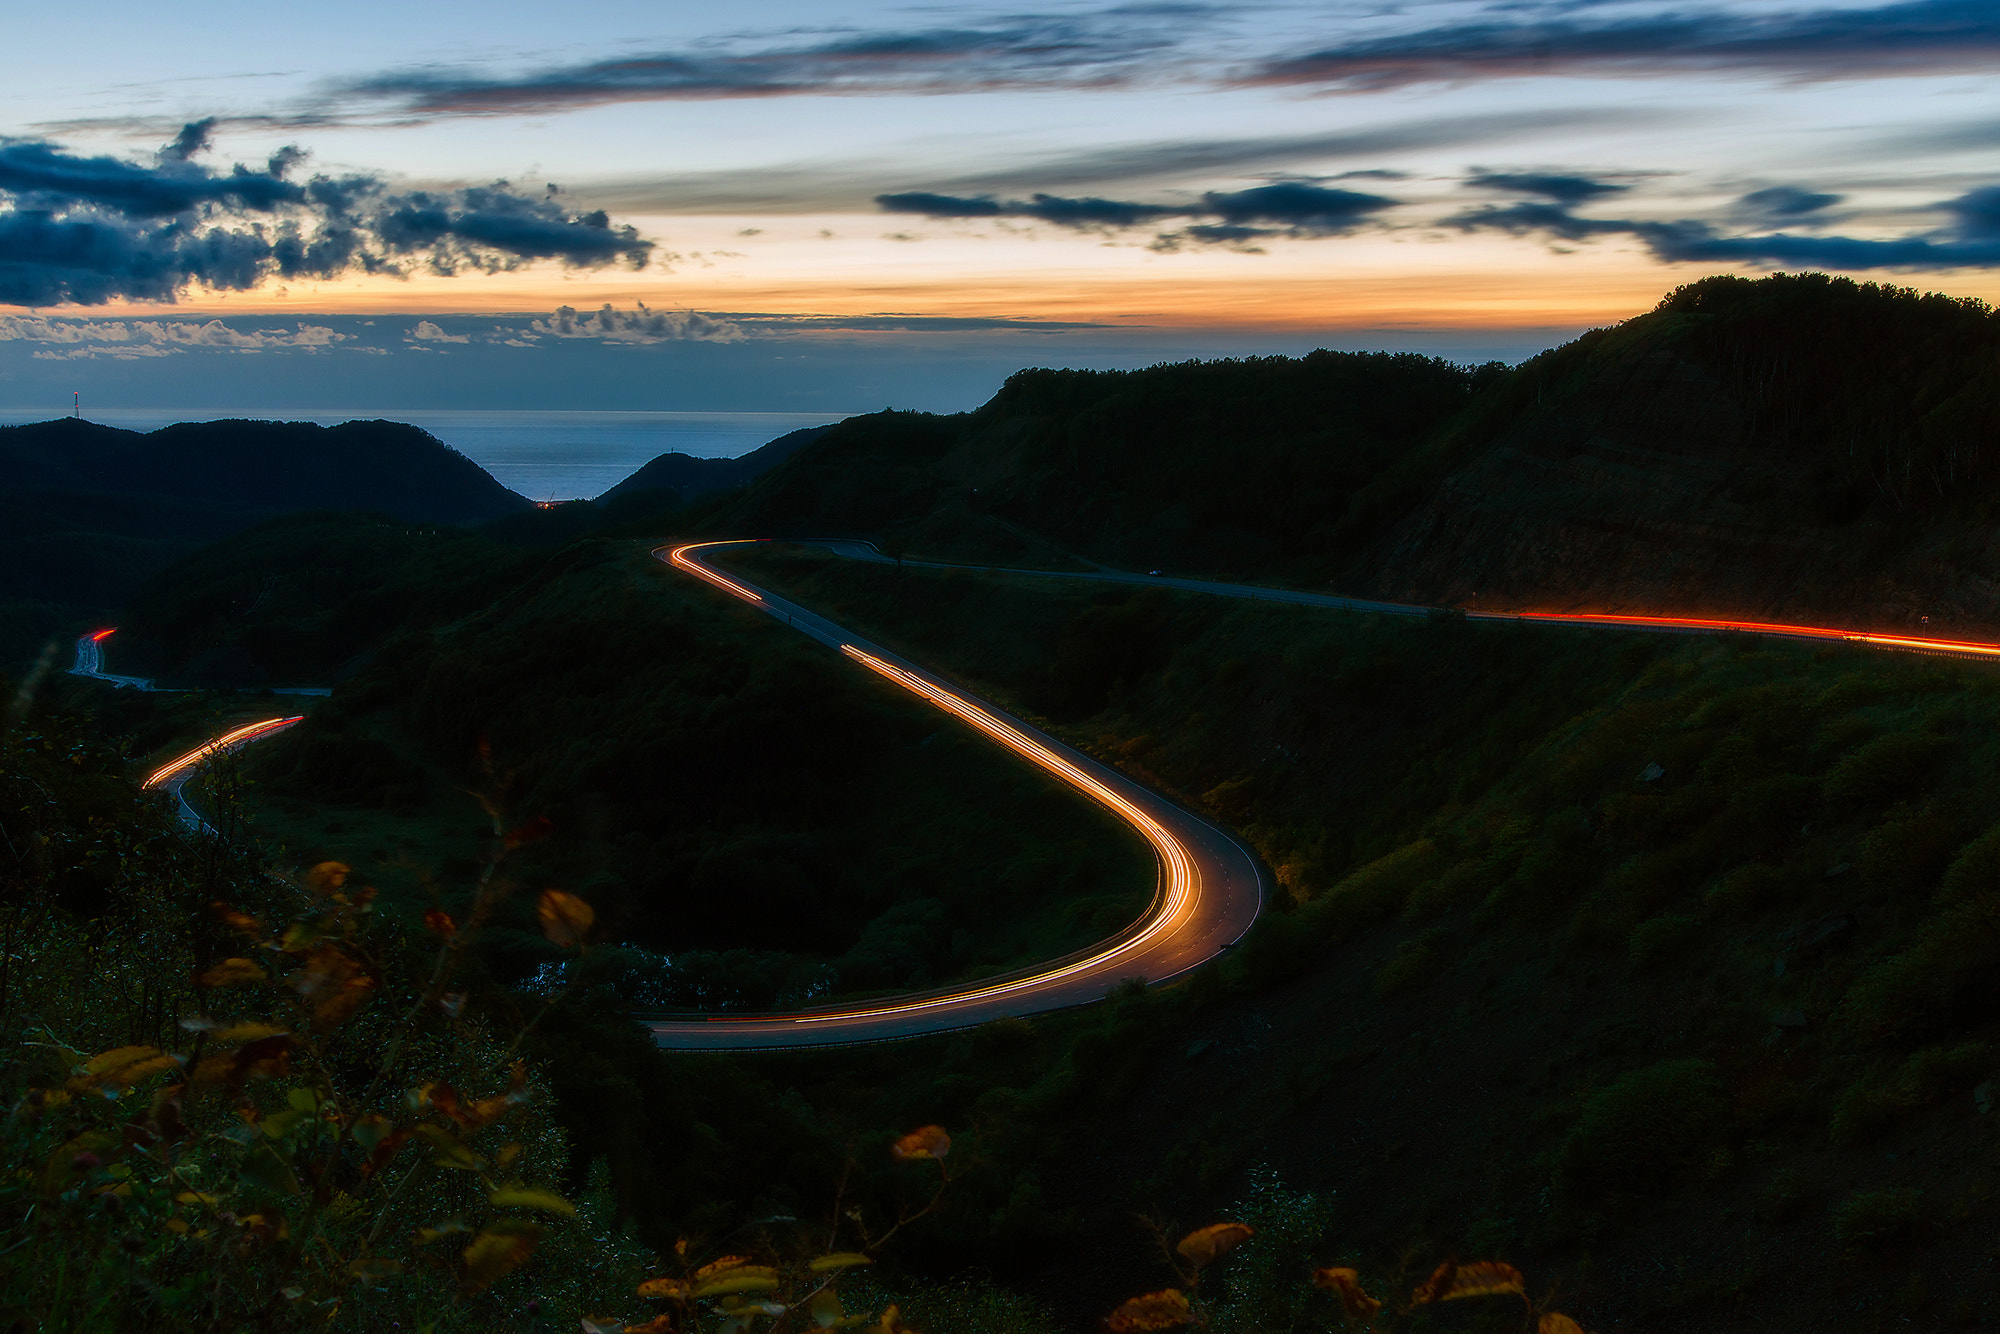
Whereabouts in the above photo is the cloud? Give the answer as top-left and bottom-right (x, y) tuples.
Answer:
(1199, 182), (1395, 234)
(874, 190), (1177, 228)
(409, 320), (468, 343)
(0, 125), (653, 307)
(333, 7), (1209, 119)
(577, 108), (1664, 216)
(1738, 185), (1843, 218)
(524, 303), (746, 343)
(0, 315), (347, 356)
(1443, 184), (2000, 270)
(879, 178), (1396, 249)
(1465, 171), (1628, 204)
(1246, 0), (2000, 91)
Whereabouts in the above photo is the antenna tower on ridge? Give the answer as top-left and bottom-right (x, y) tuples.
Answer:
(73, 392), (79, 420)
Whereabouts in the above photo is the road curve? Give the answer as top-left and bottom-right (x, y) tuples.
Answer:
(119, 533), (2000, 1051)
(800, 539), (2000, 661)
(646, 541), (1265, 1050)
(142, 716), (306, 833)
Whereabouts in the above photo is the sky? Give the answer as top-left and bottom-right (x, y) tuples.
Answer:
(2, 0), (1996, 413)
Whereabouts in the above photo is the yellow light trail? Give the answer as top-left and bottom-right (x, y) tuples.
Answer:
(143, 716), (304, 789)
(1502, 611), (2000, 659)
(657, 538), (1218, 1032)
(668, 542), (765, 603)
(763, 645), (1198, 1025)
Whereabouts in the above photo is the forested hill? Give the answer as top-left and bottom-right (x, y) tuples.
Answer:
(718, 350), (1494, 573)
(1, 417), (529, 523)
(717, 273), (2000, 636)
(596, 422), (831, 504)
(0, 417), (531, 667)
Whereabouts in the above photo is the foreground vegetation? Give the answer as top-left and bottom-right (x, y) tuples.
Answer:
(710, 543), (2000, 1329)
(15, 270), (2000, 1329)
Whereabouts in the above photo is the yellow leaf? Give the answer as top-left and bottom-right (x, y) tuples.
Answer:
(869, 1305), (919, 1334)
(1311, 1268), (1382, 1320)
(536, 889), (594, 949)
(693, 1256), (755, 1282)
(81, 1046), (161, 1079)
(197, 958), (267, 988)
(414, 1221), (471, 1245)
(306, 862), (350, 896)
(718, 1297), (787, 1316)
(1104, 1290), (1193, 1332)
(461, 1219), (541, 1291)
(890, 1125), (951, 1161)
(1411, 1261), (1526, 1305)
(488, 1184), (576, 1217)
(212, 1022), (287, 1046)
(1539, 1316), (1588, 1334)
(412, 1123), (481, 1171)
(692, 1268), (782, 1299)
(637, 1277), (689, 1301)
(626, 1318), (676, 1334)
(1175, 1222), (1254, 1268)
(104, 1055), (181, 1088)
(809, 1252), (874, 1273)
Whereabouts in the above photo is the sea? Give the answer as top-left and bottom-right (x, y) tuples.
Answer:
(0, 407), (851, 501)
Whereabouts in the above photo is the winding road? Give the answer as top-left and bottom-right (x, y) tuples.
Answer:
(101, 535), (2000, 1051)
(648, 541), (1265, 1048)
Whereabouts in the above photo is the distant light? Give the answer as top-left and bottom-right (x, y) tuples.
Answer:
(89, 628), (116, 642)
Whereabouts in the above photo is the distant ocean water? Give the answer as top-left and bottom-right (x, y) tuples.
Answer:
(0, 407), (851, 500)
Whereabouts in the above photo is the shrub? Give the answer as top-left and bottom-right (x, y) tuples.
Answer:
(1822, 732), (1951, 807)
(1374, 926), (1452, 996)
(1938, 821), (2000, 903)
(1627, 914), (1700, 972)
(1899, 1041), (1994, 1100)
(1846, 890), (2000, 1038)
(1830, 1081), (1918, 1145)
(1753, 1167), (1820, 1223)
(1305, 840), (1441, 933)
(1556, 1059), (1728, 1200)
(1703, 862), (1791, 916)
(1833, 1188), (1924, 1252)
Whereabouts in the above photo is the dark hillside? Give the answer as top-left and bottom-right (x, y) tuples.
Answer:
(0, 416), (532, 666)
(596, 422), (832, 504)
(720, 274), (2000, 637)
(114, 512), (541, 688)
(722, 353), (1488, 577)
(0, 417), (529, 523)
(1354, 274), (2000, 633)
(721, 542), (2000, 1331)
(239, 541), (1151, 1006)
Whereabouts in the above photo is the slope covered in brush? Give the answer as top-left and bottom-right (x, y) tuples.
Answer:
(719, 273), (2000, 635)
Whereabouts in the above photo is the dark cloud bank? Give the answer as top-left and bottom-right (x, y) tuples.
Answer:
(1249, 0), (2000, 91)
(274, 0), (2000, 126)
(0, 120), (650, 307)
(1447, 181), (2000, 270)
(882, 167), (2000, 272)
(877, 180), (1397, 249)
(337, 7), (1200, 118)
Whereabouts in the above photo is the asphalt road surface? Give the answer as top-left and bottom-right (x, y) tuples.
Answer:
(69, 629), (331, 696)
(121, 533), (2000, 1050)
(649, 538), (2000, 1048)
(142, 716), (305, 833)
(646, 541), (1266, 1050)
